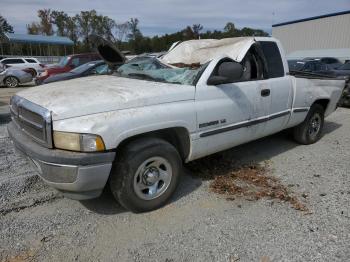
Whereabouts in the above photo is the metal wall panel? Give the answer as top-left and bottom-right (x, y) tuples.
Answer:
(272, 13), (350, 54)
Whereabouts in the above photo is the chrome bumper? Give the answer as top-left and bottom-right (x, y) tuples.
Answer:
(8, 122), (116, 200)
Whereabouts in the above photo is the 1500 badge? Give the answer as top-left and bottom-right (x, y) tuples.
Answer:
(199, 119), (226, 128)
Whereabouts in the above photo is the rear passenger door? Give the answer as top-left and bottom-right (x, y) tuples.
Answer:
(256, 41), (293, 137)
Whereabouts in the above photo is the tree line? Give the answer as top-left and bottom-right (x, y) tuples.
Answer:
(1, 10), (269, 55)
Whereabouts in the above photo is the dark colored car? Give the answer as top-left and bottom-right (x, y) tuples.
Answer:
(303, 57), (343, 69)
(332, 61), (350, 77)
(288, 60), (332, 75)
(36, 53), (101, 83)
(43, 60), (110, 84)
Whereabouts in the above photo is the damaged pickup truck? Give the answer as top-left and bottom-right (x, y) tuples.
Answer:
(8, 37), (345, 212)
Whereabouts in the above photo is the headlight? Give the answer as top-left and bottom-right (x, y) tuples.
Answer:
(53, 131), (106, 152)
(41, 70), (48, 77)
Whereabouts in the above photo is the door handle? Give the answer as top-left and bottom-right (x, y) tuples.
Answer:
(261, 89), (270, 97)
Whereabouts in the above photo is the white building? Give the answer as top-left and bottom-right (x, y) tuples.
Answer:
(272, 10), (350, 60)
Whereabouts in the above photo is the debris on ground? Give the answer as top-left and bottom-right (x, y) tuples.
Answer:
(187, 154), (309, 212)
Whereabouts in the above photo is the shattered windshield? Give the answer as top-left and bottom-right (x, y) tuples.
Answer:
(116, 57), (206, 85)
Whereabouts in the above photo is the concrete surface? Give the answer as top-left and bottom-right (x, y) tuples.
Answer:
(0, 108), (349, 262)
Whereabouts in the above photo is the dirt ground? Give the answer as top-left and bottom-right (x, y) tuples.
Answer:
(0, 106), (349, 262)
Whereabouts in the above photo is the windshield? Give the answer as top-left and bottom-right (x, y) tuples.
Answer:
(338, 62), (350, 70)
(288, 60), (305, 71)
(58, 56), (70, 67)
(116, 57), (206, 85)
(71, 62), (98, 74)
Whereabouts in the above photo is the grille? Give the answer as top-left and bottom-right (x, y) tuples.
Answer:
(10, 95), (53, 148)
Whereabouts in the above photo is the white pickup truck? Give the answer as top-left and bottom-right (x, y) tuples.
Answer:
(8, 37), (345, 213)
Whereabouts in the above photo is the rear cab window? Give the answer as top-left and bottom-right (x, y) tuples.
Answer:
(258, 41), (285, 78)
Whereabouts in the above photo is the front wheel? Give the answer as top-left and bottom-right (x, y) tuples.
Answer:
(109, 138), (182, 213)
(293, 104), (325, 145)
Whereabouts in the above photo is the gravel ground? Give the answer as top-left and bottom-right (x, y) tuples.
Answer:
(0, 109), (349, 262)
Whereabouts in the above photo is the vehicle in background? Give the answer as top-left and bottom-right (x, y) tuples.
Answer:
(332, 61), (350, 77)
(43, 60), (111, 84)
(36, 53), (101, 83)
(303, 57), (343, 69)
(0, 57), (45, 77)
(288, 59), (332, 75)
(0, 63), (32, 88)
(288, 60), (350, 108)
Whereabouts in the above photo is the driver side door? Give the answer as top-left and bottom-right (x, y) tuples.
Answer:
(194, 63), (264, 159)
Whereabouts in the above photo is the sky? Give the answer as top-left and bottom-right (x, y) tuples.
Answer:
(1, 0), (350, 36)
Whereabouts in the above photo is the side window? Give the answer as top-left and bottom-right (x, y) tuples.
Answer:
(258, 41), (284, 78)
(304, 62), (315, 72)
(2, 59), (25, 64)
(71, 58), (80, 67)
(25, 59), (37, 63)
(94, 64), (108, 74)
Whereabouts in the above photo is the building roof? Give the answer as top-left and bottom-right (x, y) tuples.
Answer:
(272, 10), (350, 27)
(3, 33), (74, 45)
(287, 48), (350, 61)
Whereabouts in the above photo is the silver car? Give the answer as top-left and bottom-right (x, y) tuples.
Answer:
(0, 63), (33, 88)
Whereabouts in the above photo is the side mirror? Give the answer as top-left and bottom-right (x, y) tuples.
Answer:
(207, 61), (243, 85)
(207, 75), (230, 85)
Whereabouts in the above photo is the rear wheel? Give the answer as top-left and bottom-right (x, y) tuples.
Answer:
(4, 76), (19, 88)
(293, 104), (325, 144)
(109, 138), (182, 213)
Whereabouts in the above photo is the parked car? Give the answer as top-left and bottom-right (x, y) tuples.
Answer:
(0, 57), (45, 77)
(43, 60), (111, 84)
(0, 63), (32, 88)
(288, 59), (332, 75)
(304, 57), (343, 69)
(331, 61), (350, 77)
(36, 53), (101, 83)
(8, 37), (345, 213)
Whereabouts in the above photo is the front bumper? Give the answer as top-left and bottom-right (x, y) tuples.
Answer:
(7, 122), (116, 200)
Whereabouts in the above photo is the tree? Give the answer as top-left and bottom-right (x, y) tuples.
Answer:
(192, 24), (203, 39)
(38, 9), (54, 35)
(26, 22), (41, 35)
(115, 22), (129, 43)
(0, 14), (14, 35)
(127, 18), (142, 40)
(224, 22), (236, 36)
(51, 11), (69, 36)
(183, 26), (195, 40)
(27, 9), (54, 35)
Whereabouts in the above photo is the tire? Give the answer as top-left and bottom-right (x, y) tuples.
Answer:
(109, 138), (182, 213)
(4, 76), (19, 88)
(293, 104), (325, 145)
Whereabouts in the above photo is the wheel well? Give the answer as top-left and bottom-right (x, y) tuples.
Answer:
(313, 99), (329, 111)
(116, 127), (191, 161)
(27, 68), (37, 76)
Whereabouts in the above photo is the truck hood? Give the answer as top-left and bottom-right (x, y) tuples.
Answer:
(16, 75), (195, 120)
